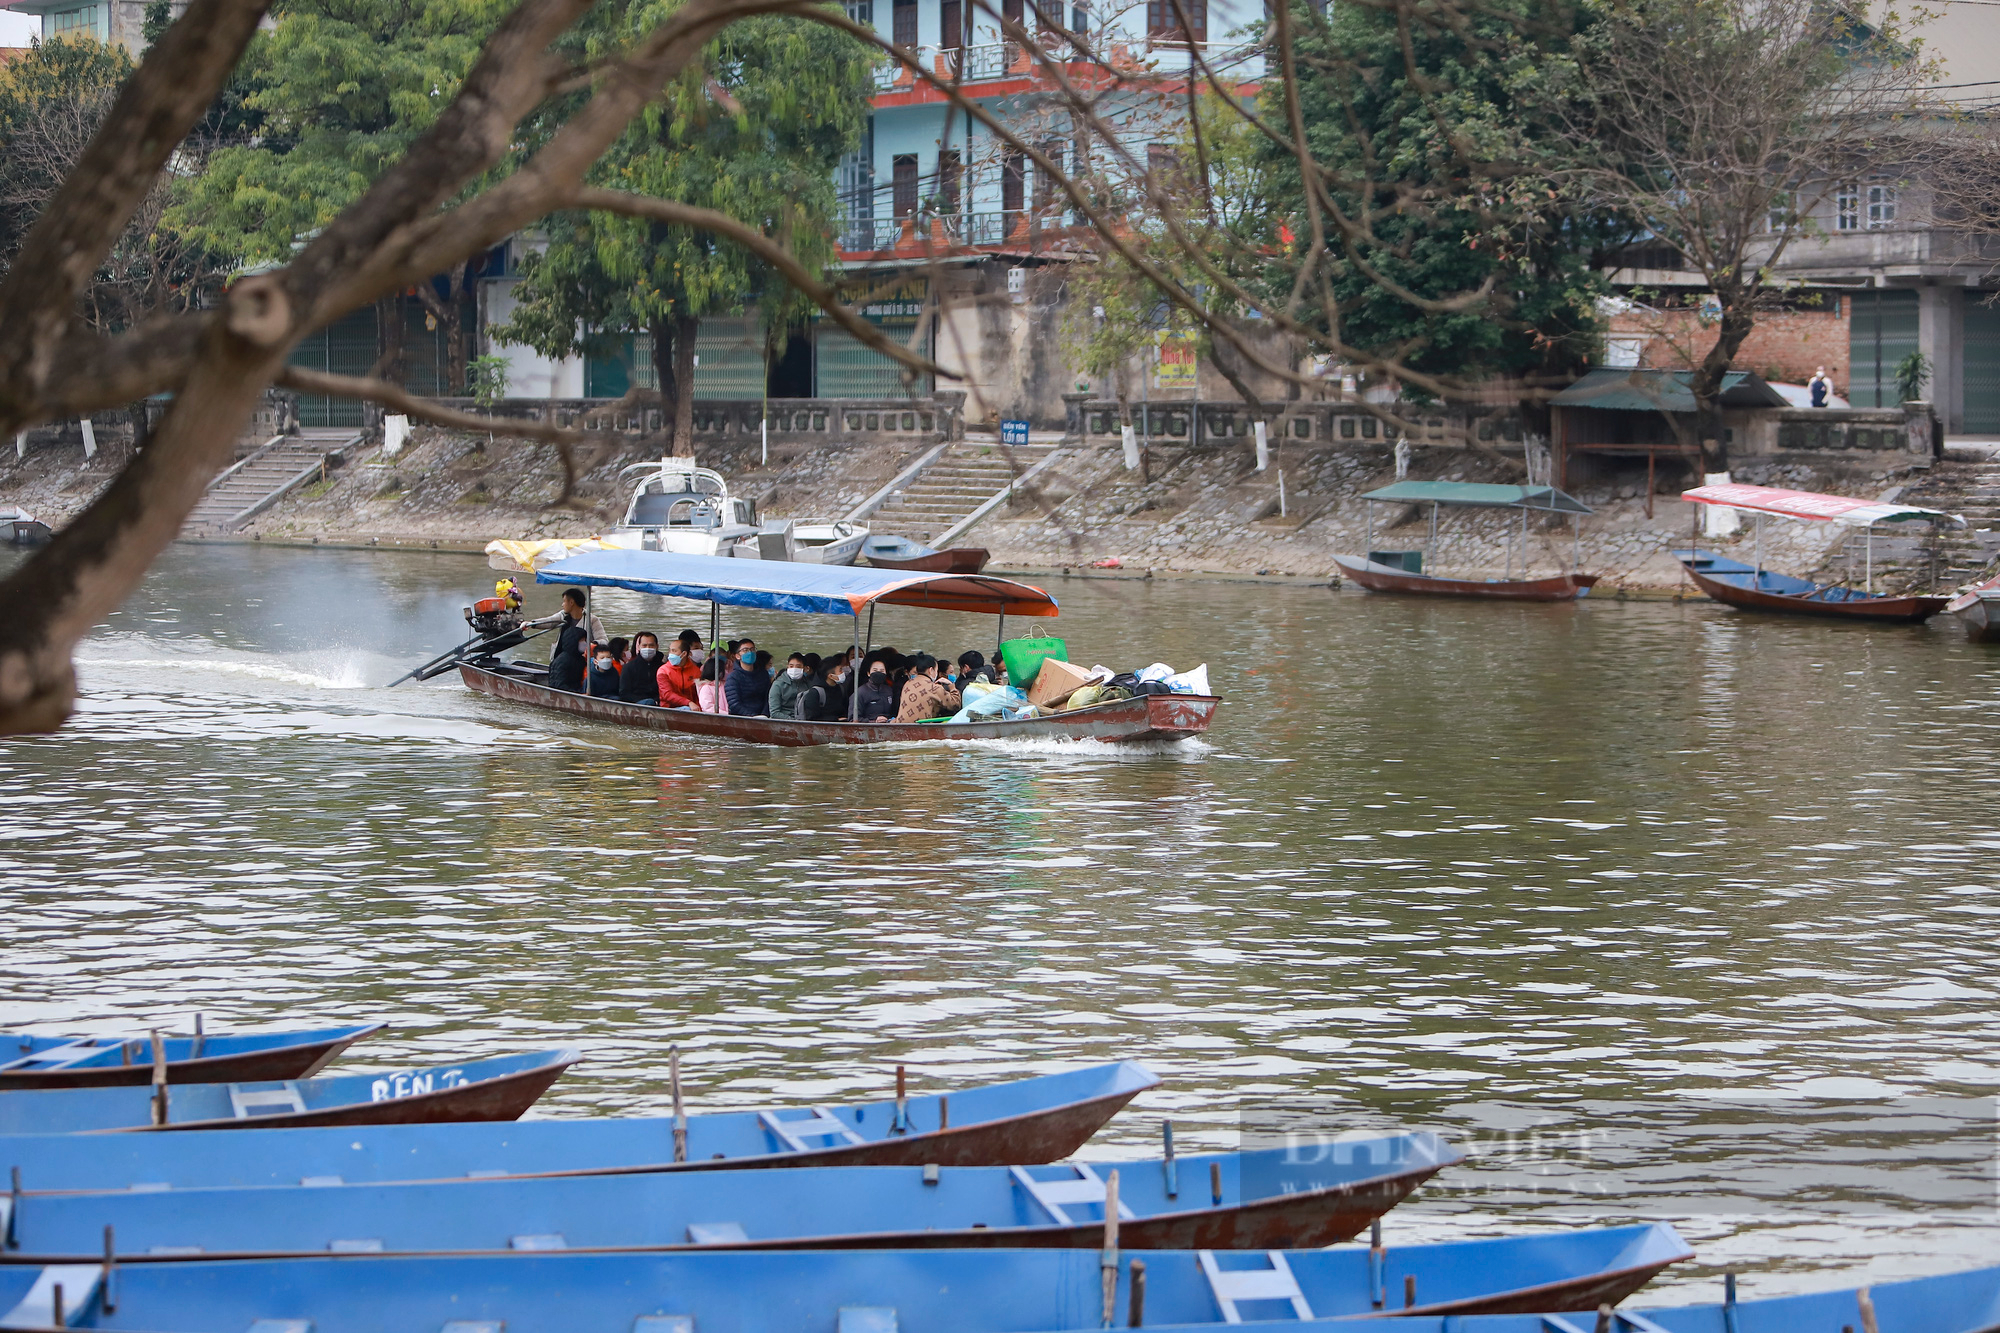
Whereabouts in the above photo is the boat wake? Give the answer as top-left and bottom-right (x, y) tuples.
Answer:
(78, 654), (371, 692)
(905, 734), (1214, 759)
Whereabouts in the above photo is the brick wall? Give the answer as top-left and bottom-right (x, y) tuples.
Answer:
(1607, 302), (1850, 390)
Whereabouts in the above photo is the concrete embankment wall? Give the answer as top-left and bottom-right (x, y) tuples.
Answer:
(3, 418), (1966, 591)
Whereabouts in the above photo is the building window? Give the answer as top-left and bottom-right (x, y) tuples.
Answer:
(1867, 179), (1897, 230)
(892, 0), (918, 47)
(1835, 181), (1860, 232)
(1070, 2), (1088, 35)
(1002, 0), (1023, 29)
(1146, 0), (1205, 42)
(937, 149), (962, 214)
(1034, 141), (1064, 216)
(844, 0), (872, 27)
(892, 154), (920, 218)
(1001, 149), (1025, 219)
(1766, 193), (1791, 233)
(48, 5), (99, 33)
(940, 0), (960, 50)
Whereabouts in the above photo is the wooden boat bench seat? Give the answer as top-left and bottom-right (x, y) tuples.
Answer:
(1009, 1164), (1137, 1225)
(0, 1040), (120, 1073)
(759, 1107), (866, 1153)
(1199, 1249), (1315, 1321)
(229, 1083), (308, 1119)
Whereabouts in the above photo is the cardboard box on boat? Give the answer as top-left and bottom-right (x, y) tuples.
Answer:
(1026, 657), (1093, 708)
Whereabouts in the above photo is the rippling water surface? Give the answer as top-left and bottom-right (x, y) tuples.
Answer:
(4, 544), (1998, 1298)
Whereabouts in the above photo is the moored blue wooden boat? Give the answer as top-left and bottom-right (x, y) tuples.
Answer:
(0, 1223), (1692, 1330)
(0, 1050), (576, 1135)
(0, 1134), (1458, 1260)
(0, 1060), (1157, 1189)
(1115, 1257), (2000, 1332)
(0, 1023), (382, 1090)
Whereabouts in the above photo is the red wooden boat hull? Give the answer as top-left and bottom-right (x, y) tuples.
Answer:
(459, 665), (1217, 747)
(865, 547), (991, 574)
(1682, 563), (1947, 622)
(1334, 555), (1599, 602)
(0, 1026), (381, 1091)
(142, 1056), (578, 1133)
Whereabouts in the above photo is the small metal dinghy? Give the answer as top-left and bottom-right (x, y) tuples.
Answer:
(0, 1023), (382, 1091)
(0, 1132), (1459, 1260)
(0, 1223), (1693, 1328)
(0, 507), (51, 546)
(0, 1061), (1160, 1190)
(0, 1049), (577, 1134)
(862, 534), (991, 574)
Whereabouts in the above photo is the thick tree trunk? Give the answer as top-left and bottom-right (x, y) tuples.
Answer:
(1689, 302), (1755, 473)
(370, 294), (406, 382)
(660, 312), (692, 456)
(0, 291), (285, 734)
(671, 312), (697, 457)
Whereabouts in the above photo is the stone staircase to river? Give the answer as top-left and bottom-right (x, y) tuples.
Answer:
(866, 437), (1064, 544)
(1816, 455), (2000, 594)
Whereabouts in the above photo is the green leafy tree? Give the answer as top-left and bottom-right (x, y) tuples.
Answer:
(497, 4), (873, 454)
(169, 0), (508, 390)
(1261, 0), (1615, 409)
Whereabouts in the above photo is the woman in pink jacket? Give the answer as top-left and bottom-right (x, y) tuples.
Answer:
(695, 656), (726, 713)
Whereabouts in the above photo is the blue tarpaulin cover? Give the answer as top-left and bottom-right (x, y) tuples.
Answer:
(537, 549), (1059, 618)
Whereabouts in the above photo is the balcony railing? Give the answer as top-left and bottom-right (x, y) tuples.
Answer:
(839, 208), (1086, 252)
(872, 38), (1260, 91)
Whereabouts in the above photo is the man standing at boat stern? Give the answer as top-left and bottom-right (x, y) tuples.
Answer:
(525, 587), (606, 693)
(724, 639), (772, 715)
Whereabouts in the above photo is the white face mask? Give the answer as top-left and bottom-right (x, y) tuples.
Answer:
(691, 649), (707, 663)
(594, 656), (613, 670)
(786, 666), (805, 680)
(666, 652), (683, 666)
(639, 646), (657, 659)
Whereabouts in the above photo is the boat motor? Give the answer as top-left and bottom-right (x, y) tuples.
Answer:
(389, 580), (538, 686)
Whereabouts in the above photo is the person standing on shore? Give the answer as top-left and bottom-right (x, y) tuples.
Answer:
(1809, 367), (1834, 408)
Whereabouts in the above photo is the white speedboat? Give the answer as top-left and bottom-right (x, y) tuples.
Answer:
(600, 460), (762, 558)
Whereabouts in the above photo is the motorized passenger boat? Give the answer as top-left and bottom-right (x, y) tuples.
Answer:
(1335, 482), (1600, 602)
(0, 1133), (1458, 1260)
(862, 534), (992, 574)
(434, 550), (1218, 748)
(0, 1049), (575, 1134)
(1676, 483), (1961, 623)
(1, 1061), (1158, 1191)
(0, 1022), (381, 1091)
(0, 1223), (1693, 1328)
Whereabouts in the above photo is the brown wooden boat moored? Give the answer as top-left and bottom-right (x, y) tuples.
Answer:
(865, 546), (991, 574)
(1334, 554), (1599, 602)
(0, 1023), (383, 1091)
(1675, 551), (1947, 623)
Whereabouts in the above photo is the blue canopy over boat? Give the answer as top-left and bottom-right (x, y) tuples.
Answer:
(537, 548), (1058, 618)
(0, 1134), (1457, 1260)
(0, 1049), (575, 1134)
(0, 1061), (1157, 1190)
(0, 1223), (1692, 1330)
(1120, 1257), (2000, 1332)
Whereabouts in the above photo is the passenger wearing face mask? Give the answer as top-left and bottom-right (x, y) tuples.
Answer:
(768, 651), (811, 721)
(619, 632), (665, 704)
(656, 636), (701, 709)
(695, 655), (726, 713)
(676, 629), (707, 667)
(586, 641), (624, 697)
(809, 652), (854, 721)
(723, 638), (771, 716)
(854, 657), (897, 722)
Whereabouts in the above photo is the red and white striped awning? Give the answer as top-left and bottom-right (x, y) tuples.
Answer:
(1680, 483), (1962, 528)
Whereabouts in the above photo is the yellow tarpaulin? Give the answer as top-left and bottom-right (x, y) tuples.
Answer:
(484, 537), (607, 573)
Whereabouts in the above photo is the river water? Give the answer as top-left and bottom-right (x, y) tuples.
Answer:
(3, 543), (1997, 1299)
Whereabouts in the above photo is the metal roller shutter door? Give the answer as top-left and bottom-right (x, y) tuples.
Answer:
(1847, 290), (1918, 409)
(1963, 301), (2000, 434)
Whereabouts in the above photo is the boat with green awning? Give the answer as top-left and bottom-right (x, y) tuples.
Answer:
(1334, 482), (1599, 602)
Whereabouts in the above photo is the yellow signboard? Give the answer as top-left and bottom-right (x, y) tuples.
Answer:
(1155, 335), (1198, 390)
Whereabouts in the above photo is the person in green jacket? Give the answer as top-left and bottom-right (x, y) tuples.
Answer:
(767, 651), (811, 721)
